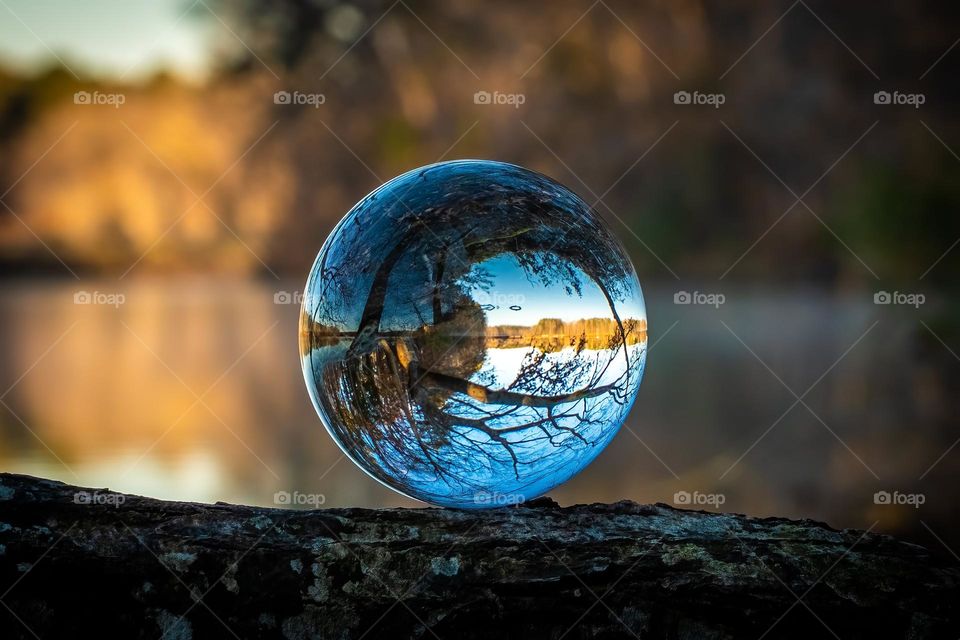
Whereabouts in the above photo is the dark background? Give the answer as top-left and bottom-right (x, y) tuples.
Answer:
(0, 1), (957, 556)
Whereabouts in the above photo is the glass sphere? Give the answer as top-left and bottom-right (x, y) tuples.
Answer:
(300, 160), (647, 508)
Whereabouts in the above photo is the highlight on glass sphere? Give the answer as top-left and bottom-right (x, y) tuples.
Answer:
(300, 160), (647, 508)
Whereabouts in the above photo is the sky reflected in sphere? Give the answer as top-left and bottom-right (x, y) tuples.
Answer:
(300, 160), (647, 508)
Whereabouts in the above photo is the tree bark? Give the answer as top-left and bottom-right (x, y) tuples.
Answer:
(0, 473), (956, 639)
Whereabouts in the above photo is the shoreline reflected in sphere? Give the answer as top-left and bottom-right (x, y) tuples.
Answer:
(300, 160), (646, 508)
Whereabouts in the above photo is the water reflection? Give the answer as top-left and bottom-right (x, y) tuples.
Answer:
(300, 161), (647, 507)
(0, 280), (956, 553)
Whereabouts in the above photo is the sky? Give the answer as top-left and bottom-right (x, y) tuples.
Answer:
(0, 0), (218, 81)
(467, 254), (643, 326)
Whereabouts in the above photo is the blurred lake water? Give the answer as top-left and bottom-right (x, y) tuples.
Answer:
(0, 278), (955, 549)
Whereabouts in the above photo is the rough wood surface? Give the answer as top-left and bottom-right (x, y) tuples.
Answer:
(0, 473), (957, 639)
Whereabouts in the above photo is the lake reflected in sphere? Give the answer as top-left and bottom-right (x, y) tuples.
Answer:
(300, 160), (646, 508)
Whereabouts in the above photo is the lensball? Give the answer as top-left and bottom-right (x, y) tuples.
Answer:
(300, 160), (646, 508)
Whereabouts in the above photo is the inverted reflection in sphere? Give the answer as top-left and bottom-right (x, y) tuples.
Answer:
(300, 160), (646, 508)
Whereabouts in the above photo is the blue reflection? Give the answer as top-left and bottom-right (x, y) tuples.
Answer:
(300, 160), (647, 508)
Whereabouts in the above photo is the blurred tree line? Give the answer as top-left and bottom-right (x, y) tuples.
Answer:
(0, 0), (958, 287)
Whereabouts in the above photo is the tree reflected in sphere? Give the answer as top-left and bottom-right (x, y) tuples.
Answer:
(300, 160), (647, 508)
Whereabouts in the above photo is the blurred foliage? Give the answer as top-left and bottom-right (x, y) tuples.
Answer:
(0, 0), (957, 286)
(831, 155), (960, 283)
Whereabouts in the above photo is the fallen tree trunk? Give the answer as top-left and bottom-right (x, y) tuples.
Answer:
(0, 473), (956, 639)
